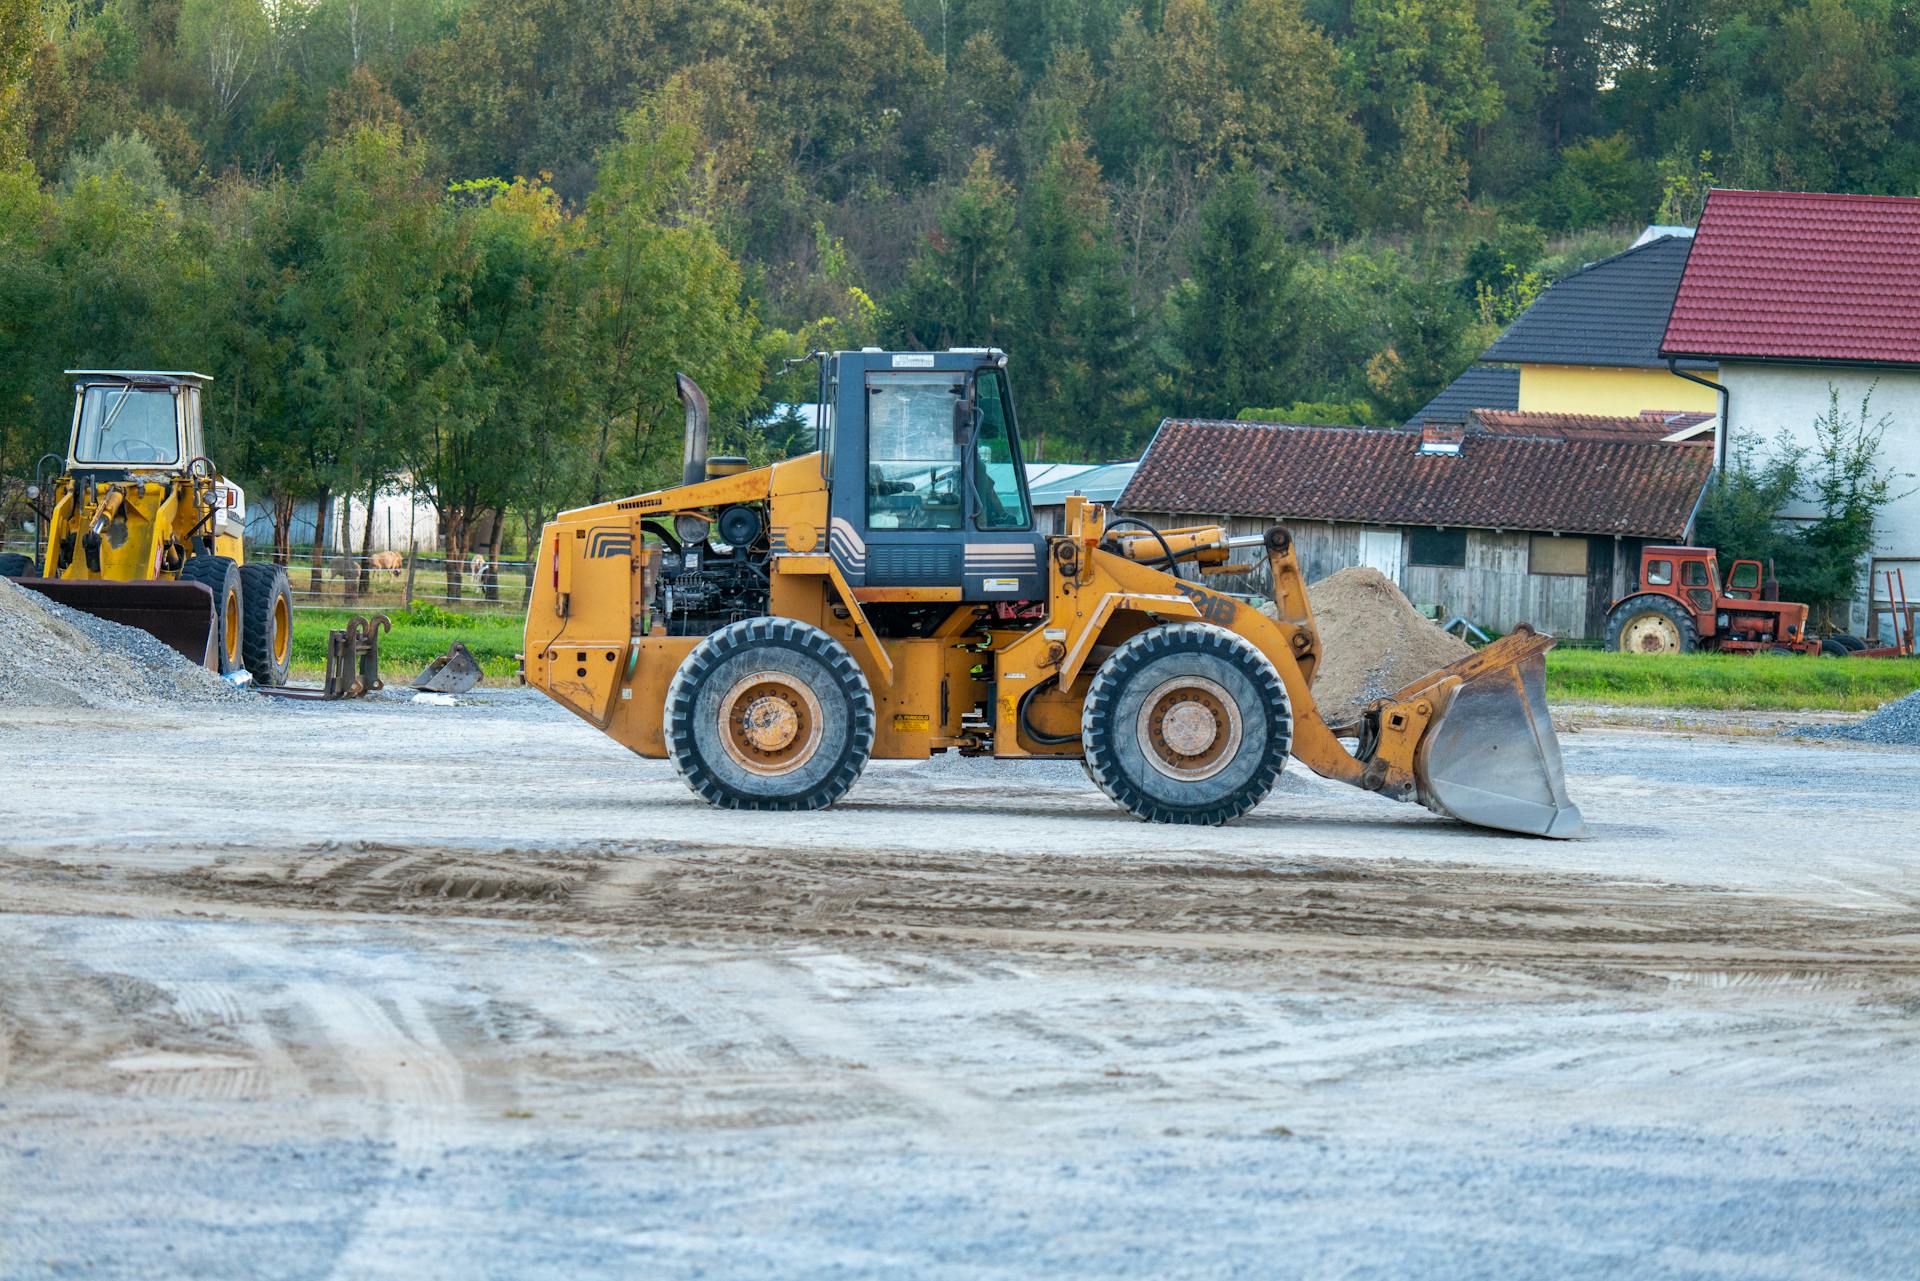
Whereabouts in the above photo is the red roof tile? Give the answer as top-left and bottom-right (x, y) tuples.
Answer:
(1118, 419), (1713, 539)
(1662, 189), (1920, 365)
(1468, 410), (1700, 443)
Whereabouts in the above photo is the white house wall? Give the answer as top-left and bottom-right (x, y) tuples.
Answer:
(1721, 363), (1920, 630)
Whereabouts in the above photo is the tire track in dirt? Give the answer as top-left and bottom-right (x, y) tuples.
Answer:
(4, 840), (1917, 992)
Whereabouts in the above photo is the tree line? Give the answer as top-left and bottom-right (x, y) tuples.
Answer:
(3, 0), (1916, 563)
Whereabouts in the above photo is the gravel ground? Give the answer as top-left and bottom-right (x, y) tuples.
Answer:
(0, 577), (252, 709)
(1, 691), (1916, 1280)
(1800, 688), (1920, 745)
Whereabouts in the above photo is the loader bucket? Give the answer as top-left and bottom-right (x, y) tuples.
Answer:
(9, 577), (218, 670)
(1396, 625), (1587, 839)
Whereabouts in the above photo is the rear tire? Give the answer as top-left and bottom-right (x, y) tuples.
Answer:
(178, 555), (243, 673)
(1818, 638), (1851, 658)
(0, 551), (33, 577)
(1830, 633), (1866, 652)
(1082, 622), (1292, 825)
(239, 562), (293, 686)
(663, 617), (875, 810)
(1604, 595), (1698, 654)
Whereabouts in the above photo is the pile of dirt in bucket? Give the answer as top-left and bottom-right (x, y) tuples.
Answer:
(0, 576), (251, 709)
(1299, 567), (1472, 729)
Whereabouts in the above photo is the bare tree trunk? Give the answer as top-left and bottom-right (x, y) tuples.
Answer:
(521, 513), (540, 609)
(441, 508), (465, 603)
(272, 492), (295, 565)
(308, 486), (331, 596)
(483, 511), (503, 603)
(355, 477), (378, 597)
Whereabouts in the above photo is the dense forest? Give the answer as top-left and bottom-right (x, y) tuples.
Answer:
(2, 0), (1915, 557)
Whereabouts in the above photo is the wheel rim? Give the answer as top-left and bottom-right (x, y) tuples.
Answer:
(1135, 675), (1241, 781)
(719, 671), (823, 776)
(1620, 611), (1681, 654)
(272, 595), (291, 665)
(224, 587), (241, 664)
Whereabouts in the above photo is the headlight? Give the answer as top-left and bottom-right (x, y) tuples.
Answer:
(673, 512), (710, 545)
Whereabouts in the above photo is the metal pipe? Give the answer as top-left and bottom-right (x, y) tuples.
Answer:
(1667, 358), (1729, 474)
(676, 373), (710, 488)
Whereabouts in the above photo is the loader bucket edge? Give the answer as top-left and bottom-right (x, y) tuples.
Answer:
(8, 577), (218, 670)
(1403, 625), (1587, 839)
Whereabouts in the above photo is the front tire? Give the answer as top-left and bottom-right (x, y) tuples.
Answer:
(1605, 595), (1698, 654)
(663, 617), (875, 810)
(239, 562), (293, 686)
(1082, 622), (1292, 825)
(179, 555), (243, 673)
(0, 551), (34, 577)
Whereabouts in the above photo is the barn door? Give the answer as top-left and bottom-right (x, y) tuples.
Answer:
(1359, 528), (1403, 581)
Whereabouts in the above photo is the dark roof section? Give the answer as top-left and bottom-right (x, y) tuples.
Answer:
(1404, 364), (1519, 426)
(1662, 188), (1920, 366)
(1482, 235), (1711, 370)
(1117, 418), (1713, 540)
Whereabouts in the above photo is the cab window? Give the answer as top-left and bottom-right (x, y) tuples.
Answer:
(73, 385), (179, 465)
(1726, 561), (1760, 598)
(970, 370), (1031, 530)
(866, 372), (964, 530)
(1645, 559), (1673, 586)
(1681, 561), (1710, 587)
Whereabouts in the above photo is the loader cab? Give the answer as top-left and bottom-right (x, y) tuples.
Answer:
(823, 348), (1042, 599)
(65, 370), (209, 478)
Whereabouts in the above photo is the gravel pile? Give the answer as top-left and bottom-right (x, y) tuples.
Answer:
(1805, 689), (1920, 746)
(1285, 567), (1474, 729)
(0, 576), (254, 709)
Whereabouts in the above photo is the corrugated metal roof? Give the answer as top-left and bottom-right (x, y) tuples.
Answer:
(1028, 461), (1137, 506)
(1662, 188), (1920, 366)
(1483, 236), (1710, 370)
(1117, 418), (1712, 539)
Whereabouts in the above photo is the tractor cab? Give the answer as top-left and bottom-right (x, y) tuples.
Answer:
(820, 348), (1042, 601)
(66, 370), (209, 475)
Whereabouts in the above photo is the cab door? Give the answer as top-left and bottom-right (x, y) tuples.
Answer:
(958, 366), (1044, 600)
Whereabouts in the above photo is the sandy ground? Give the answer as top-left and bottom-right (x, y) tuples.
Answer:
(2, 689), (1917, 1280)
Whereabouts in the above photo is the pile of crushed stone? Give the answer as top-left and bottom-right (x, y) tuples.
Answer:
(1288, 567), (1473, 729)
(0, 576), (254, 709)
(1805, 689), (1920, 746)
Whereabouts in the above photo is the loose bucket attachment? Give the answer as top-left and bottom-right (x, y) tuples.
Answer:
(411, 641), (483, 694)
(1392, 625), (1586, 839)
(9, 577), (217, 669)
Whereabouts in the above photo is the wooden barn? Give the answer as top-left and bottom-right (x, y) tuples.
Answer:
(1117, 410), (1716, 641)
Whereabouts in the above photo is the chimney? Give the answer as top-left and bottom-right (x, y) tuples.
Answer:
(1417, 421), (1465, 455)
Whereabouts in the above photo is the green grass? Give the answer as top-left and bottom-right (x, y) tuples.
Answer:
(292, 605), (524, 683)
(1545, 648), (1920, 711)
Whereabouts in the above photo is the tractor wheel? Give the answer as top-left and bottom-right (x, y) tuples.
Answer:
(663, 616), (875, 811)
(239, 562), (293, 686)
(1818, 638), (1852, 658)
(1082, 622), (1292, 826)
(1604, 595), (1698, 655)
(0, 551), (34, 577)
(179, 555), (243, 673)
(1830, 633), (1867, 652)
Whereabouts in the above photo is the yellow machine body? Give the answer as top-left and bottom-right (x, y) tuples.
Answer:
(526, 383), (1585, 840)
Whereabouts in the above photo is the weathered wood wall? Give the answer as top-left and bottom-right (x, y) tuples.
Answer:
(1122, 509), (1643, 640)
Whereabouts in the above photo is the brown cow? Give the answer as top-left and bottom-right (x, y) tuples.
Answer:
(367, 550), (404, 578)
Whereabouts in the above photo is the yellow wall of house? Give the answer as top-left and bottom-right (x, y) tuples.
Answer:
(1515, 364), (1719, 416)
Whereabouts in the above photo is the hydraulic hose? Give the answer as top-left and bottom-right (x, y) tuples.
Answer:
(1101, 517), (1180, 575)
(1017, 675), (1080, 746)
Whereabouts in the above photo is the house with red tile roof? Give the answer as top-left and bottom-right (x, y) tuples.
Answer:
(1661, 188), (1920, 636)
(1117, 412), (1714, 640)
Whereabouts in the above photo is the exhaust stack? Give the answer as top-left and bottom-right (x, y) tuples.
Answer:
(676, 373), (709, 489)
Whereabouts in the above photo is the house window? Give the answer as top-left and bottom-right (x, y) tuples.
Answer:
(1407, 527), (1466, 568)
(1530, 534), (1588, 577)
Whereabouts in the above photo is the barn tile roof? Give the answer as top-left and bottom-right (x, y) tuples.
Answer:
(1482, 235), (1711, 370)
(1403, 364), (1519, 426)
(1117, 418), (1713, 539)
(1470, 409), (1713, 443)
(1662, 189), (1920, 366)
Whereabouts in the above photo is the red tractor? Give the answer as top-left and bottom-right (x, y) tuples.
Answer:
(1603, 545), (1854, 656)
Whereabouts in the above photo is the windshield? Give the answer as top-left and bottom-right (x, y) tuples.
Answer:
(73, 385), (180, 465)
(866, 372), (964, 530)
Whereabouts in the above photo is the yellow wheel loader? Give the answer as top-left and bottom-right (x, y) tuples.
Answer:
(523, 350), (1585, 837)
(2, 370), (293, 685)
